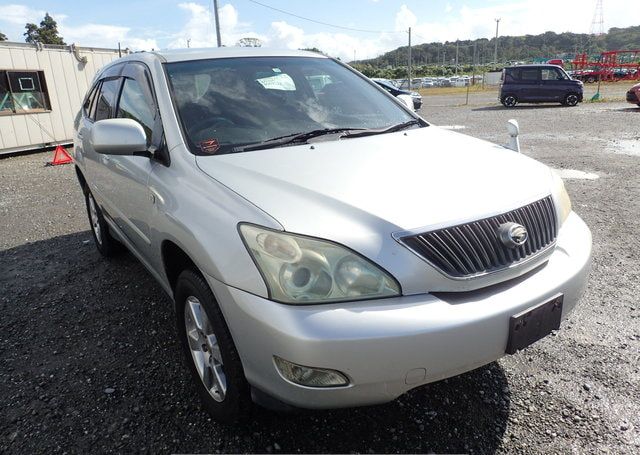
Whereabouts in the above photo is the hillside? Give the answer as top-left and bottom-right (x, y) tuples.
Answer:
(358, 25), (640, 70)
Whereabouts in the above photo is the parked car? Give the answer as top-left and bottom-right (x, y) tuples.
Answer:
(372, 78), (422, 109)
(626, 82), (640, 106)
(500, 64), (584, 107)
(74, 48), (591, 422)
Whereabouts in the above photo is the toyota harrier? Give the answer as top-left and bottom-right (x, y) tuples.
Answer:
(73, 48), (591, 421)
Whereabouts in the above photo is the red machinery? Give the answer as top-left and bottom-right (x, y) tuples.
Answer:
(571, 50), (640, 82)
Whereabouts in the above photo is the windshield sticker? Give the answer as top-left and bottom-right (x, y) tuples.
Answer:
(198, 139), (220, 154)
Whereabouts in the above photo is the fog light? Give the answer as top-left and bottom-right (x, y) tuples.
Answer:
(273, 356), (349, 387)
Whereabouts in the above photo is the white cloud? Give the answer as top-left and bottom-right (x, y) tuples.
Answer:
(0, 3), (157, 50)
(395, 4), (417, 31)
(0, 4), (45, 25)
(59, 23), (159, 51)
(166, 2), (263, 49)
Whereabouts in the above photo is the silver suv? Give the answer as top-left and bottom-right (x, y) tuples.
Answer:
(73, 48), (592, 422)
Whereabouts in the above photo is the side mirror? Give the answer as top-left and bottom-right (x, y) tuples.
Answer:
(90, 118), (148, 155)
(505, 119), (521, 153)
(396, 94), (415, 111)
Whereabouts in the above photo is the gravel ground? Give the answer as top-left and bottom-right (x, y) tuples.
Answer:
(1, 95), (639, 454)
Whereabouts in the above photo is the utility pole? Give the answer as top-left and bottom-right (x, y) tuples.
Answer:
(472, 41), (477, 85)
(408, 27), (412, 91)
(455, 40), (459, 75)
(494, 18), (501, 64)
(213, 0), (222, 47)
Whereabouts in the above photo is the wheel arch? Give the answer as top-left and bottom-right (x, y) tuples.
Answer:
(161, 239), (200, 294)
(75, 166), (89, 195)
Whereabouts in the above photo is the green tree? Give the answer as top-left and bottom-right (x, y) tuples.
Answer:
(0, 31), (7, 41)
(24, 13), (65, 45)
(300, 47), (325, 54)
(24, 23), (38, 43)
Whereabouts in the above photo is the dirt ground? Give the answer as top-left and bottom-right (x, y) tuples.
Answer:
(1, 93), (639, 454)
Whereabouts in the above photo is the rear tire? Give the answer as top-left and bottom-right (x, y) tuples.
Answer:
(84, 190), (122, 257)
(175, 269), (252, 422)
(501, 95), (518, 107)
(563, 93), (580, 107)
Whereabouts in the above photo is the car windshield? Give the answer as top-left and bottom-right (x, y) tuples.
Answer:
(165, 56), (418, 155)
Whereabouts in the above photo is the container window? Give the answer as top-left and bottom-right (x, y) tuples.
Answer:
(0, 70), (51, 114)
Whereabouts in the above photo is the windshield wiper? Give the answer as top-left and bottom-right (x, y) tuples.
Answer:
(232, 128), (365, 153)
(345, 119), (424, 139)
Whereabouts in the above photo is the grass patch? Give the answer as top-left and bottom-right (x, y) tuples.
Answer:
(417, 85), (498, 96)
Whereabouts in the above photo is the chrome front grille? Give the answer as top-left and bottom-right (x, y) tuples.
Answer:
(400, 196), (557, 278)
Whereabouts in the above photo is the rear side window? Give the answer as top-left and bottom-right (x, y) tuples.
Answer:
(94, 78), (121, 121)
(505, 68), (539, 82)
(520, 69), (539, 81)
(83, 83), (99, 118)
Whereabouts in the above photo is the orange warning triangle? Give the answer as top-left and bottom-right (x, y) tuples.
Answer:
(50, 145), (73, 166)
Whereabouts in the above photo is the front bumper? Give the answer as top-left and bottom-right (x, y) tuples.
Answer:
(627, 90), (639, 104)
(207, 212), (591, 409)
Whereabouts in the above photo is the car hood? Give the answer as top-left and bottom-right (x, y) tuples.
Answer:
(195, 126), (553, 237)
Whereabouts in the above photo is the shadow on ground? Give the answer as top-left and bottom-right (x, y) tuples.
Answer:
(472, 104), (569, 112)
(1, 232), (511, 454)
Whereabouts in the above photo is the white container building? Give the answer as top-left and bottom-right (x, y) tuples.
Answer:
(0, 41), (125, 155)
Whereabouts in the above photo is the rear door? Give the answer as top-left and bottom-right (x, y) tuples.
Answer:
(516, 68), (541, 101)
(79, 63), (123, 201)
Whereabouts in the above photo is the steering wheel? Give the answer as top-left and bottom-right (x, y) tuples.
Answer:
(187, 117), (236, 135)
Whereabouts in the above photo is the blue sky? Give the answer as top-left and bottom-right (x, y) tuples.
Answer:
(0, 1), (634, 60)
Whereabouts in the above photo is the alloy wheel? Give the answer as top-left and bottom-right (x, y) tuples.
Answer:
(184, 296), (227, 402)
(503, 96), (517, 107)
(565, 94), (579, 106)
(88, 194), (102, 245)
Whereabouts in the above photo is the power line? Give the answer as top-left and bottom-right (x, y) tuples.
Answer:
(246, 0), (401, 34)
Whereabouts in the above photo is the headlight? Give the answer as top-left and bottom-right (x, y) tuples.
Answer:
(239, 224), (401, 304)
(551, 171), (572, 225)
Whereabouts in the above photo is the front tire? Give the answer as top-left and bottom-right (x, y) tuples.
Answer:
(175, 269), (251, 422)
(501, 95), (518, 107)
(85, 191), (122, 257)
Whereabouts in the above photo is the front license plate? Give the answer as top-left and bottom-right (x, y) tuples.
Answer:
(506, 295), (563, 354)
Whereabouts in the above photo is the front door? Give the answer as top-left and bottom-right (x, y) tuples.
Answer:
(98, 62), (161, 259)
(540, 67), (568, 101)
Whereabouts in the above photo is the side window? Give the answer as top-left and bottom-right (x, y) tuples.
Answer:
(117, 77), (155, 141)
(554, 68), (568, 80)
(541, 69), (558, 80)
(520, 69), (539, 82)
(504, 68), (519, 82)
(83, 83), (99, 118)
(94, 78), (121, 121)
